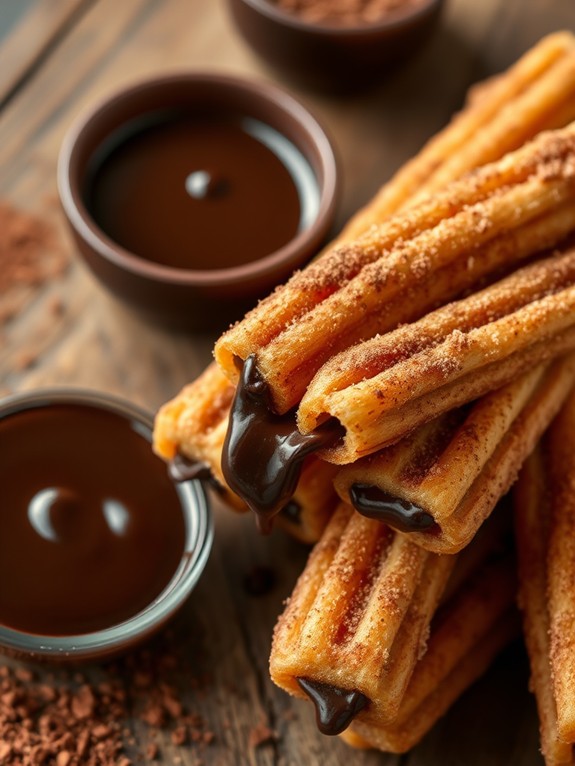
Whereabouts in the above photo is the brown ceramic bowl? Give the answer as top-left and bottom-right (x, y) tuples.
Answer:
(227, 0), (445, 92)
(58, 73), (339, 330)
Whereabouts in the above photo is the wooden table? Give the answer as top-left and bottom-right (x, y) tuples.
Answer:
(2, 0), (574, 763)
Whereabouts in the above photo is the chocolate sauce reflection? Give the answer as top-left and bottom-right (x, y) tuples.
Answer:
(297, 678), (368, 735)
(349, 484), (437, 533)
(221, 355), (343, 533)
(0, 403), (186, 636)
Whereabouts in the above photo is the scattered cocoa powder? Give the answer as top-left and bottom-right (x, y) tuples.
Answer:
(0, 634), (216, 766)
(0, 202), (68, 296)
(273, 0), (429, 25)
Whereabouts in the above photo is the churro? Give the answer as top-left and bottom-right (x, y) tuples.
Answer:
(299, 248), (575, 464)
(216, 125), (575, 415)
(515, 390), (575, 765)
(334, 354), (575, 552)
(342, 569), (518, 753)
(270, 503), (515, 744)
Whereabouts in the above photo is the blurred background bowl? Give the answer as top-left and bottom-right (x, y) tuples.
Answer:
(227, 0), (445, 92)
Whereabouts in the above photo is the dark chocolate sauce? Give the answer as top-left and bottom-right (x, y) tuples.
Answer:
(85, 111), (319, 271)
(297, 678), (368, 735)
(0, 403), (187, 636)
(168, 452), (212, 482)
(349, 484), (437, 533)
(221, 355), (342, 533)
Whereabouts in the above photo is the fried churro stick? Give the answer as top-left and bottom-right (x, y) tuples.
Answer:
(299, 248), (575, 463)
(154, 364), (338, 543)
(334, 354), (575, 553)
(515, 391), (575, 765)
(216, 123), (575, 415)
(342, 576), (518, 753)
(340, 31), (575, 240)
(270, 504), (454, 730)
(270, 503), (514, 739)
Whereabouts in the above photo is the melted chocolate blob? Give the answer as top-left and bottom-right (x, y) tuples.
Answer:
(0, 403), (187, 636)
(221, 355), (342, 533)
(169, 452), (212, 482)
(297, 678), (368, 735)
(85, 111), (319, 271)
(349, 484), (437, 533)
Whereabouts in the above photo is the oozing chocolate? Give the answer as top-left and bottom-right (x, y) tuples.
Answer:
(221, 355), (342, 532)
(349, 484), (437, 533)
(168, 452), (212, 482)
(296, 678), (368, 735)
(0, 402), (186, 636)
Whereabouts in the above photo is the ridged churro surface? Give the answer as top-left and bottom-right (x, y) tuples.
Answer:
(270, 504), (454, 726)
(335, 354), (575, 552)
(216, 124), (575, 415)
(515, 437), (575, 766)
(300, 248), (575, 463)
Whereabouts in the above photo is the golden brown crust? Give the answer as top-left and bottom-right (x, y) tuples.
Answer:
(216, 123), (575, 414)
(270, 504), (454, 725)
(270, 503), (515, 747)
(334, 354), (575, 553)
(299, 249), (575, 462)
(515, 441), (575, 766)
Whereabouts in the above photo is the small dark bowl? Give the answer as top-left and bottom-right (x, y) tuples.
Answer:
(58, 73), (339, 330)
(0, 389), (213, 662)
(227, 0), (444, 92)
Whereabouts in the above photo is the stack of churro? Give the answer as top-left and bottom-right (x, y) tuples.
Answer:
(154, 32), (575, 757)
(515, 390), (575, 766)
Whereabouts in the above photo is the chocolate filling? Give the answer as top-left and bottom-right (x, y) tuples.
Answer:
(349, 484), (437, 533)
(222, 355), (342, 533)
(168, 453), (212, 482)
(297, 678), (369, 735)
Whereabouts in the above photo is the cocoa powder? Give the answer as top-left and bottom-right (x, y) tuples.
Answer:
(273, 0), (430, 26)
(0, 634), (215, 766)
(0, 202), (67, 295)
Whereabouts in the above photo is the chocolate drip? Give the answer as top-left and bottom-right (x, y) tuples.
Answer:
(168, 453), (212, 482)
(297, 678), (368, 735)
(349, 484), (437, 533)
(281, 499), (303, 525)
(222, 355), (342, 533)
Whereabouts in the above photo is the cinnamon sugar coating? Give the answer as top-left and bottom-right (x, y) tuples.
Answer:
(299, 247), (575, 462)
(216, 121), (575, 415)
(270, 503), (515, 751)
(514, 405), (575, 766)
(334, 354), (575, 552)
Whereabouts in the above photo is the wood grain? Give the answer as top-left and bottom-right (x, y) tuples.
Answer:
(0, 0), (572, 762)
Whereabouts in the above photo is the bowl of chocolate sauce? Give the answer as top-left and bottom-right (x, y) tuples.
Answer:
(58, 73), (339, 329)
(0, 390), (212, 661)
(228, 0), (444, 92)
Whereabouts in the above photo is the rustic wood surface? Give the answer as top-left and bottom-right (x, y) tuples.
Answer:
(1, 0), (574, 763)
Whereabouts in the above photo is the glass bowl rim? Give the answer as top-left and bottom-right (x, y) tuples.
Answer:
(0, 387), (213, 660)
